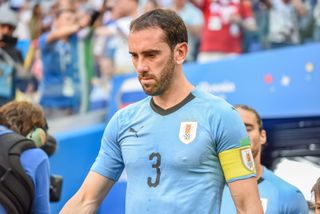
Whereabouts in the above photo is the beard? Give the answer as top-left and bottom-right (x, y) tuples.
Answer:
(138, 54), (176, 96)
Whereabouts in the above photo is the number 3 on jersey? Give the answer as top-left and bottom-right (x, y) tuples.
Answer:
(148, 152), (161, 187)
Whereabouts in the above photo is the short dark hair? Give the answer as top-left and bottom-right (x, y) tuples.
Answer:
(235, 104), (263, 131)
(130, 8), (188, 50)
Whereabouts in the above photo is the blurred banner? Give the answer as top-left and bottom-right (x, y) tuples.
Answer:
(107, 43), (320, 120)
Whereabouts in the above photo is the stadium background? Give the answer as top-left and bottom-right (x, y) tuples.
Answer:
(46, 43), (320, 213)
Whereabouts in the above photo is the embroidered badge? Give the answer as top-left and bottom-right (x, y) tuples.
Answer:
(179, 122), (197, 144)
(241, 147), (255, 171)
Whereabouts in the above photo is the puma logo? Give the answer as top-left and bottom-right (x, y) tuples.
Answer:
(129, 126), (144, 137)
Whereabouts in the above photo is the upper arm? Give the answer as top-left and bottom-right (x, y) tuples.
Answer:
(60, 171), (115, 214)
(228, 177), (263, 214)
(214, 105), (255, 182)
(34, 155), (51, 213)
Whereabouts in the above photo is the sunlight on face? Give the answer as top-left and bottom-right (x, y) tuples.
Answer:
(128, 27), (177, 96)
(236, 108), (263, 159)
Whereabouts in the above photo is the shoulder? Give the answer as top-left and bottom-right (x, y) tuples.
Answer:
(263, 168), (304, 198)
(192, 88), (231, 107)
(192, 88), (237, 116)
(263, 168), (308, 212)
(21, 148), (49, 166)
(112, 97), (151, 124)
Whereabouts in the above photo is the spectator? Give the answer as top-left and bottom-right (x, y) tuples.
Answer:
(314, 0), (320, 41)
(38, 8), (90, 118)
(221, 104), (309, 214)
(94, 0), (139, 75)
(0, 5), (24, 105)
(171, 0), (204, 62)
(311, 177), (320, 214)
(268, 0), (306, 48)
(60, 9), (263, 213)
(0, 101), (50, 214)
(245, 0), (272, 51)
(195, 0), (256, 63)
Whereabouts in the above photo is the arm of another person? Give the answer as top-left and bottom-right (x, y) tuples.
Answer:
(46, 15), (91, 44)
(33, 152), (51, 213)
(228, 177), (263, 214)
(60, 171), (115, 214)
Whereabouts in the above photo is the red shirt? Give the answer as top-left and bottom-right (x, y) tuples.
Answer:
(200, 0), (254, 53)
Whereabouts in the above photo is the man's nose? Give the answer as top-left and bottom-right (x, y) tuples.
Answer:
(136, 59), (148, 74)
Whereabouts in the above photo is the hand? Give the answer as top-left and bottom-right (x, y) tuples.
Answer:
(78, 14), (91, 29)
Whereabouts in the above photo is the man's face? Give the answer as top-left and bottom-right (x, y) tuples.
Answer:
(56, 11), (76, 28)
(236, 108), (266, 159)
(0, 24), (15, 37)
(128, 27), (176, 96)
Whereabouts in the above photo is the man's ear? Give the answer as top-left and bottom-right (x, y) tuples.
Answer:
(260, 129), (267, 146)
(174, 42), (188, 65)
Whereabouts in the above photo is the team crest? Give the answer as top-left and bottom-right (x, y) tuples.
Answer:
(179, 122), (197, 144)
(240, 147), (255, 171)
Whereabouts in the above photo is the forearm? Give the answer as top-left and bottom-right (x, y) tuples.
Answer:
(60, 171), (114, 214)
(229, 177), (263, 214)
(60, 191), (100, 214)
(235, 198), (264, 214)
(46, 25), (79, 43)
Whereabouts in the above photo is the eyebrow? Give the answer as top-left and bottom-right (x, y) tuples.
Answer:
(129, 49), (161, 55)
(244, 123), (254, 128)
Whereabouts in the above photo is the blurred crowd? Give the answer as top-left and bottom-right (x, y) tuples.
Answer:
(0, 0), (320, 118)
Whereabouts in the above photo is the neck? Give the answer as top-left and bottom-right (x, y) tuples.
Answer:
(254, 154), (264, 180)
(153, 70), (193, 109)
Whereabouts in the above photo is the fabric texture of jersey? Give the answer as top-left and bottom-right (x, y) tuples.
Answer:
(0, 125), (51, 214)
(91, 88), (254, 214)
(220, 166), (309, 214)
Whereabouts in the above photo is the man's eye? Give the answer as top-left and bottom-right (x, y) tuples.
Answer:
(147, 54), (155, 58)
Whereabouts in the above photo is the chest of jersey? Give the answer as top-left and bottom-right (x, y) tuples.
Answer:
(118, 108), (221, 187)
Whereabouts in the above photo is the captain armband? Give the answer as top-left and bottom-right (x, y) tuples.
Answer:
(218, 146), (256, 182)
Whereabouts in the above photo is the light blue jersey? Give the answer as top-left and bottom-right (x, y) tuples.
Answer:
(221, 167), (308, 214)
(92, 88), (255, 214)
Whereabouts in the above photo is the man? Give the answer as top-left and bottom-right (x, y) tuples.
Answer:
(61, 9), (263, 213)
(0, 6), (22, 105)
(94, 0), (139, 75)
(38, 8), (90, 118)
(221, 104), (309, 213)
(312, 177), (320, 214)
(0, 101), (51, 214)
(193, 0), (256, 62)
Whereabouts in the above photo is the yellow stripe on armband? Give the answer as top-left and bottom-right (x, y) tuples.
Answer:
(218, 146), (256, 181)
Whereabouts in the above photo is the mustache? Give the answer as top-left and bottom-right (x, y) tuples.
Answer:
(138, 73), (155, 79)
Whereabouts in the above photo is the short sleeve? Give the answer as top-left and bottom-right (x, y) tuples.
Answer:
(213, 106), (256, 182)
(91, 112), (124, 181)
